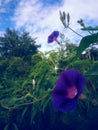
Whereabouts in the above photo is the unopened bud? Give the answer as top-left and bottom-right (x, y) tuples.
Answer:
(32, 79), (36, 89)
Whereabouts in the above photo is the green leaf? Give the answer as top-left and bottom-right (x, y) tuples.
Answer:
(4, 123), (18, 130)
(86, 61), (98, 75)
(4, 124), (9, 130)
(0, 85), (3, 89)
(81, 26), (98, 31)
(77, 33), (98, 57)
(42, 96), (51, 112)
(1, 97), (25, 108)
(13, 123), (18, 130)
(30, 106), (37, 124)
(21, 107), (28, 119)
(1, 98), (18, 107)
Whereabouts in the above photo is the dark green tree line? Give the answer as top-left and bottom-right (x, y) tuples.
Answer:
(0, 28), (40, 61)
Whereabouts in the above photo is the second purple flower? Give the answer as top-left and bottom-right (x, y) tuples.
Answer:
(48, 31), (59, 43)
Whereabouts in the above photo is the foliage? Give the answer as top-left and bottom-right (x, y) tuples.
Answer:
(78, 19), (98, 32)
(0, 41), (98, 130)
(77, 33), (98, 57)
(70, 59), (92, 73)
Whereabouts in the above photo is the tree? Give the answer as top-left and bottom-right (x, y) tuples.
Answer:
(0, 28), (40, 60)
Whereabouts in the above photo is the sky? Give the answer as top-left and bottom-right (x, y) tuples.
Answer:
(0, 0), (98, 52)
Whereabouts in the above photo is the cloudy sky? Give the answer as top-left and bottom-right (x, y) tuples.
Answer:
(0, 0), (98, 52)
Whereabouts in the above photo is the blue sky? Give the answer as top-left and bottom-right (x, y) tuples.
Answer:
(0, 0), (98, 52)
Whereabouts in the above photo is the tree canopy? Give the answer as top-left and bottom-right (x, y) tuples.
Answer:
(0, 28), (40, 60)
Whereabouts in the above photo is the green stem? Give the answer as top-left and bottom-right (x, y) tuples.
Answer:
(1, 94), (49, 110)
(68, 26), (83, 37)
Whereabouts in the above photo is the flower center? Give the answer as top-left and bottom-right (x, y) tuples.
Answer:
(66, 86), (78, 99)
(53, 37), (58, 42)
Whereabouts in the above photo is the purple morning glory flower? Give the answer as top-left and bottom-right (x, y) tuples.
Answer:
(52, 69), (86, 112)
(48, 31), (59, 43)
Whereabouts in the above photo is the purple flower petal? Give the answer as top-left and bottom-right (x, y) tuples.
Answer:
(52, 94), (78, 112)
(48, 31), (59, 43)
(52, 69), (86, 112)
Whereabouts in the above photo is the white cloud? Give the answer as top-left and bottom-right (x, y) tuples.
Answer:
(12, 0), (98, 52)
(0, 31), (4, 37)
(62, 0), (98, 20)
